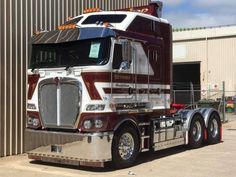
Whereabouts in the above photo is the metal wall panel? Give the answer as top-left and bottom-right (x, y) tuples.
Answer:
(0, 0), (151, 157)
(173, 31), (236, 97)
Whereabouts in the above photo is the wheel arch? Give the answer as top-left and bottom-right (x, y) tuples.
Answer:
(178, 109), (205, 131)
(114, 118), (141, 137)
(113, 118), (141, 151)
(198, 108), (221, 128)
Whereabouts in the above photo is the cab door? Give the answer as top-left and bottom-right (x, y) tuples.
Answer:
(111, 40), (136, 106)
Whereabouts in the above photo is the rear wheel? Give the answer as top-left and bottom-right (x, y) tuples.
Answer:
(189, 114), (204, 148)
(112, 126), (139, 169)
(207, 113), (221, 144)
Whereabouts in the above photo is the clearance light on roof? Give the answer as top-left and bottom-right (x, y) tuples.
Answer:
(34, 31), (42, 35)
(57, 23), (77, 30)
(67, 16), (73, 21)
(34, 30), (47, 35)
(84, 8), (102, 14)
(129, 7), (149, 13)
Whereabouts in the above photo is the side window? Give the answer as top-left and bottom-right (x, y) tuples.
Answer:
(112, 44), (123, 69)
(127, 16), (155, 35)
(112, 41), (133, 71)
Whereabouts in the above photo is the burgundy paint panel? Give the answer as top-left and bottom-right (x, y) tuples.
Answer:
(81, 72), (111, 100)
(28, 74), (40, 100)
(78, 109), (171, 132)
(113, 73), (135, 83)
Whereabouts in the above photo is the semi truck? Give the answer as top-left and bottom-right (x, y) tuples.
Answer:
(26, 1), (222, 168)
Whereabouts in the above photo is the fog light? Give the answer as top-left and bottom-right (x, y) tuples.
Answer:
(83, 120), (93, 129)
(94, 119), (103, 128)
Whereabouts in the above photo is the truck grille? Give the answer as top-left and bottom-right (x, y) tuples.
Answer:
(38, 78), (82, 129)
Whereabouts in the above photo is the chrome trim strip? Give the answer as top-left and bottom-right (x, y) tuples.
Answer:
(153, 138), (185, 151)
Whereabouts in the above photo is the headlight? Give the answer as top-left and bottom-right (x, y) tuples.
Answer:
(27, 103), (36, 110)
(27, 117), (40, 127)
(32, 118), (40, 126)
(82, 119), (104, 130)
(94, 119), (103, 128)
(86, 104), (105, 111)
(83, 120), (93, 129)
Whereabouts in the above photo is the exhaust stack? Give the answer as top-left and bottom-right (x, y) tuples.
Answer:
(150, 0), (163, 18)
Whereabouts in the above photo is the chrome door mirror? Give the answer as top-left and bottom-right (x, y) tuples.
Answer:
(119, 60), (130, 71)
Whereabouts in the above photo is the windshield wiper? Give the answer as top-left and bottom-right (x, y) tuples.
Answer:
(65, 64), (76, 71)
(31, 67), (37, 73)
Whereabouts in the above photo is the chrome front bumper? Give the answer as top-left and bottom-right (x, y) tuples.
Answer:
(26, 129), (113, 167)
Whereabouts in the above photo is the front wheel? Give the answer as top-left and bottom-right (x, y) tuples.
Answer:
(112, 126), (139, 169)
(189, 114), (204, 148)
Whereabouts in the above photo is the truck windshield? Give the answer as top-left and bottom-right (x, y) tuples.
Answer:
(29, 38), (111, 69)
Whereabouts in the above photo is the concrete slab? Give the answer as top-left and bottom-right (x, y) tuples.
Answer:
(0, 117), (236, 177)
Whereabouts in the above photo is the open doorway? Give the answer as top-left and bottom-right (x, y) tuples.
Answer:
(173, 62), (201, 104)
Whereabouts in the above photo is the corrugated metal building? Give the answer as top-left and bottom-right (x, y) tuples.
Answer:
(173, 25), (236, 100)
(0, 0), (151, 157)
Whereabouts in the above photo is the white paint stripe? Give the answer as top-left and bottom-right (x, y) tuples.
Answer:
(49, 0), (51, 31)
(4, 0), (7, 156)
(40, 0), (42, 30)
(15, 0), (18, 155)
(65, 0), (68, 20)
(56, 85), (61, 126)
(54, 0), (56, 29)
(61, 0), (64, 24)
(73, 0), (76, 17)
(44, 0), (47, 30)
(20, 0), (23, 154)
(9, 0), (13, 156)
(24, 0), (29, 154)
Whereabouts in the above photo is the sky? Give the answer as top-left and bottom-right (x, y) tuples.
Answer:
(162, 0), (236, 28)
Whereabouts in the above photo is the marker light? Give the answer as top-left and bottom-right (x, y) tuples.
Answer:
(57, 23), (77, 30)
(84, 8), (102, 14)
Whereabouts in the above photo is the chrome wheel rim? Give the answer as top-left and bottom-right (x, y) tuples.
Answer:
(118, 133), (134, 160)
(192, 121), (202, 142)
(210, 119), (218, 138)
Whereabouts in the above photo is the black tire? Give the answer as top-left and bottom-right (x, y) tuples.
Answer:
(112, 126), (139, 169)
(207, 113), (221, 144)
(189, 114), (204, 149)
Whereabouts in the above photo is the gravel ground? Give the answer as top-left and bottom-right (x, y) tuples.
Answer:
(0, 114), (236, 177)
